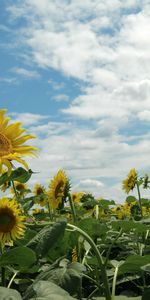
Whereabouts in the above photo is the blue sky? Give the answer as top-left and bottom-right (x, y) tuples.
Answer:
(1, 0), (150, 202)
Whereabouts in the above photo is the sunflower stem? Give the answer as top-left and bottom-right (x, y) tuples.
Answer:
(47, 202), (53, 221)
(7, 271), (18, 288)
(24, 220), (111, 300)
(112, 265), (119, 300)
(11, 180), (18, 200)
(136, 183), (143, 218)
(68, 193), (77, 223)
(0, 243), (5, 287)
(67, 223), (111, 300)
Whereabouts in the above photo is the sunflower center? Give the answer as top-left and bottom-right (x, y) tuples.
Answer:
(54, 181), (64, 198)
(0, 208), (16, 233)
(0, 133), (12, 156)
(37, 187), (44, 195)
(16, 184), (25, 191)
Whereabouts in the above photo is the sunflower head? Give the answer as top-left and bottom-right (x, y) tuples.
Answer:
(33, 183), (47, 207)
(33, 183), (46, 196)
(71, 192), (85, 206)
(122, 168), (137, 194)
(48, 169), (70, 209)
(0, 197), (26, 246)
(11, 182), (28, 196)
(143, 173), (149, 189)
(0, 109), (37, 175)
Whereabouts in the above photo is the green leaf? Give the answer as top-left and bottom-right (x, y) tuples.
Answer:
(38, 260), (85, 295)
(142, 288), (150, 300)
(0, 246), (36, 269)
(77, 218), (108, 238)
(141, 264), (150, 273)
(98, 199), (116, 207)
(30, 280), (78, 299)
(27, 221), (67, 256)
(0, 287), (22, 299)
(126, 196), (137, 203)
(9, 167), (33, 183)
(15, 228), (37, 246)
(119, 255), (150, 274)
(111, 220), (147, 233)
(93, 297), (141, 300)
(0, 172), (9, 185)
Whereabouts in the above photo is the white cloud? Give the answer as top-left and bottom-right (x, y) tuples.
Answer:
(138, 110), (150, 122)
(9, 112), (50, 126)
(53, 94), (69, 102)
(0, 77), (17, 84)
(11, 67), (40, 79)
(4, 1), (150, 201)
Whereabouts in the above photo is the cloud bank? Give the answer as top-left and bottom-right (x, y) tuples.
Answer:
(3, 0), (150, 201)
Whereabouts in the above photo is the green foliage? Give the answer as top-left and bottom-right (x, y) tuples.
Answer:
(0, 167), (33, 185)
(119, 255), (150, 274)
(77, 217), (108, 239)
(0, 287), (22, 299)
(0, 246), (36, 270)
(93, 297), (141, 300)
(126, 196), (137, 203)
(111, 220), (148, 233)
(30, 280), (78, 300)
(27, 221), (67, 257)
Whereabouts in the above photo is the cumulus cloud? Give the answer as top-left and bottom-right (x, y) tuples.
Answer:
(11, 67), (40, 79)
(9, 112), (50, 126)
(4, 0), (150, 201)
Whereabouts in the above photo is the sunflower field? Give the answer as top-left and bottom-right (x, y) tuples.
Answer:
(1, 109), (150, 300)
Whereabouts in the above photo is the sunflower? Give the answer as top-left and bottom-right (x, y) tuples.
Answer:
(122, 168), (137, 194)
(0, 197), (26, 245)
(32, 208), (42, 215)
(48, 169), (70, 209)
(33, 183), (47, 207)
(0, 109), (37, 175)
(11, 182), (28, 196)
(71, 192), (85, 206)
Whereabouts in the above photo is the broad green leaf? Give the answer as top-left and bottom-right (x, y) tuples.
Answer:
(111, 220), (148, 233)
(49, 261), (85, 294)
(142, 288), (150, 300)
(0, 246), (36, 269)
(110, 260), (125, 268)
(0, 172), (9, 185)
(15, 228), (37, 246)
(98, 199), (116, 207)
(0, 287), (22, 299)
(27, 221), (67, 256)
(93, 297), (141, 300)
(77, 218), (108, 238)
(28, 259), (85, 296)
(29, 280), (77, 299)
(141, 264), (150, 273)
(9, 167), (33, 183)
(119, 255), (150, 274)
(126, 196), (137, 203)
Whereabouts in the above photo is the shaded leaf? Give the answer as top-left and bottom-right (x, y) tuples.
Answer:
(27, 221), (67, 256)
(30, 280), (77, 299)
(119, 255), (150, 274)
(0, 287), (22, 299)
(0, 246), (36, 269)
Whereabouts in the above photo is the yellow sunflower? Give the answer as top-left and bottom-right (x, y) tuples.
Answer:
(0, 109), (37, 175)
(48, 169), (70, 209)
(0, 197), (26, 245)
(32, 208), (42, 215)
(33, 183), (47, 207)
(11, 182), (28, 196)
(122, 168), (137, 194)
(71, 192), (85, 206)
